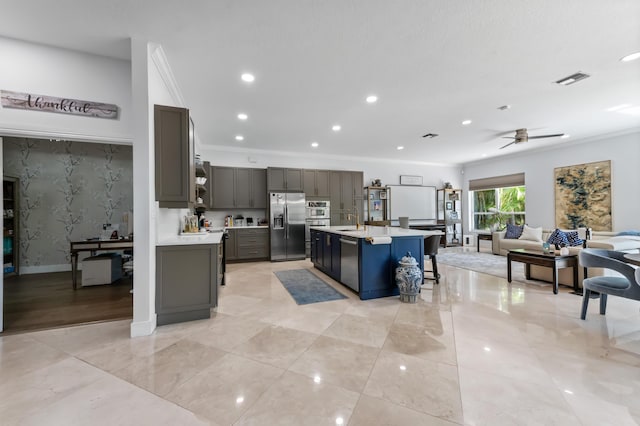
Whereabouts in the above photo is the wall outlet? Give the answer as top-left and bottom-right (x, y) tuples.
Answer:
(465, 236), (470, 245)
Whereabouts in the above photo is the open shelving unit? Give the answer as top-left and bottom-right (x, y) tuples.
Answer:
(437, 188), (463, 247)
(3, 176), (19, 276)
(363, 186), (390, 226)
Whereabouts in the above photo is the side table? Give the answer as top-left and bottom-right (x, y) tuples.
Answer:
(477, 233), (492, 252)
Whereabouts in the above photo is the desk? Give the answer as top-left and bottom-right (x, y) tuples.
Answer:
(624, 253), (640, 266)
(70, 238), (133, 290)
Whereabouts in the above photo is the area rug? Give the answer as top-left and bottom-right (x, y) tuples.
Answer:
(435, 248), (549, 287)
(275, 269), (348, 305)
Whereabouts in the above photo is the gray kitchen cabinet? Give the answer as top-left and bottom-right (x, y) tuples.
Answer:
(328, 170), (364, 225)
(156, 244), (218, 326)
(251, 168), (267, 208)
(154, 104), (195, 208)
(267, 167), (303, 192)
(225, 229), (238, 261)
(303, 169), (330, 198)
(225, 228), (269, 262)
(211, 167), (266, 209)
(211, 166), (235, 209)
(236, 228), (269, 260)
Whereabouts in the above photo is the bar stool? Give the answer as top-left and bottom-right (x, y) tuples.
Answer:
(424, 235), (441, 284)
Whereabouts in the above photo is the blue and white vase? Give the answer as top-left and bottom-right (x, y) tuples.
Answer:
(395, 251), (422, 303)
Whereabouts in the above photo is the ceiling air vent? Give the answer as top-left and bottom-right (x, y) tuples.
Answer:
(555, 72), (590, 86)
(422, 133), (438, 138)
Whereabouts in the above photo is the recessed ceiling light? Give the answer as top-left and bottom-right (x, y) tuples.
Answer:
(621, 51), (640, 62)
(235, 135), (244, 141)
(462, 120), (472, 126)
(332, 124), (341, 131)
(366, 95), (378, 103)
(561, 134), (570, 139)
(237, 113), (248, 120)
(311, 142), (319, 148)
(241, 73), (255, 82)
(606, 103), (632, 112)
(397, 146), (404, 150)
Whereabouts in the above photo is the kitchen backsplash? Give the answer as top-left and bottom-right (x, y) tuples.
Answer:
(203, 209), (267, 228)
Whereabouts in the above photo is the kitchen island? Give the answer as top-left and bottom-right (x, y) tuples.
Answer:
(309, 226), (442, 300)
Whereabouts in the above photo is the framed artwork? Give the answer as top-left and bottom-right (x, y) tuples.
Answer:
(379, 191), (387, 199)
(373, 200), (382, 211)
(445, 201), (453, 210)
(554, 160), (611, 231)
(449, 192), (459, 201)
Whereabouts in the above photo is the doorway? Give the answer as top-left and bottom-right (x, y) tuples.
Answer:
(1, 136), (134, 334)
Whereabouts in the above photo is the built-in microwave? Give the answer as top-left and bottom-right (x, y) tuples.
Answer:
(305, 200), (330, 219)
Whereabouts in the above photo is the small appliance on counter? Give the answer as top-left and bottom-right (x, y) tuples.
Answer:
(234, 215), (244, 227)
(246, 217), (253, 226)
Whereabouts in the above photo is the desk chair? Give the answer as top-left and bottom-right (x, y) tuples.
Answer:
(424, 235), (441, 284)
(578, 249), (639, 319)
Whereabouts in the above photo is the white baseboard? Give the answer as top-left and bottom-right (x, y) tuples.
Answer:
(130, 315), (156, 337)
(21, 264), (72, 274)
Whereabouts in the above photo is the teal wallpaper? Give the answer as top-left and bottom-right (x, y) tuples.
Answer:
(3, 138), (133, 271)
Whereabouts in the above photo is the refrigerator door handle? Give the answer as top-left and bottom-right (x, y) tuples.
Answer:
(284, 204), (288, 240)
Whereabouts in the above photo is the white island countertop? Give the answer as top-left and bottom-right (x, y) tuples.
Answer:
(157, 231), (224, 246)
(310, 225), (443, 239)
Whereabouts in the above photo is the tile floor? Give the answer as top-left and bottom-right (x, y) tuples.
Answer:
(1, 258), (640, 425)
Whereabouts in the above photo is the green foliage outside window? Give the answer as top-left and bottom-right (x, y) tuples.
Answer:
(473, 186), (525, 231)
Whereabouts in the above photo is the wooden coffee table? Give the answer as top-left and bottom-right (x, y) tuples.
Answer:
(507, 248), (579, 294)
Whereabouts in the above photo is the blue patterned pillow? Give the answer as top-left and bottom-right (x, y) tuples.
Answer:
(504, 223), (524, 239)
(566, 231), (584, 247)
(547, 229), (569, 247)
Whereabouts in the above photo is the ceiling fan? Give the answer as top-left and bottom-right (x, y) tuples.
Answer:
(499, 128), (564, 149)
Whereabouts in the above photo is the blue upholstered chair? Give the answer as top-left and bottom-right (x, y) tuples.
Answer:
(578, 249), (640, 320)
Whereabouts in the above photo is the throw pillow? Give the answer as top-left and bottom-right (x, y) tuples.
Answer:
(618, 230), (640, 237)
(547, 228), (569, 247)
(519, 224), (543, 242)
(504, 223), (524, 239)
(566, 231), (584, 247)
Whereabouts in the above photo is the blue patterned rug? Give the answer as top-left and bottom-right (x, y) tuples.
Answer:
(275, 269), (347, 305)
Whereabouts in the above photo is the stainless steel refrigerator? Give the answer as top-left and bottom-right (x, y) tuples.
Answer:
(270, 192), (306, 261)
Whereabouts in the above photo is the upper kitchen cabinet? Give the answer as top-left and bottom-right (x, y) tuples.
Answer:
(329, 170), (364, 225)
(211, 166), (267, 209)
(303, 169), (330, 198)
(267, 167), (303, 192)
(154, 105), (195, 208)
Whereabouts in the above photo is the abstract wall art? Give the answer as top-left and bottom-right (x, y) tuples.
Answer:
(554, 160), (611, 231)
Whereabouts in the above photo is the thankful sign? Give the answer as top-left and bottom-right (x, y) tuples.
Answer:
(1, 90), (118, 119)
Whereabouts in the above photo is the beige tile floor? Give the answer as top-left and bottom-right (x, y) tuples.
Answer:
(1, 258), (640, 425)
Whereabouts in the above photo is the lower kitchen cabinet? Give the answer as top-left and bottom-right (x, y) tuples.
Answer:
(310, 230), (340, 281)
(226, 228), (269, 262)
(156, 244), (218, 326)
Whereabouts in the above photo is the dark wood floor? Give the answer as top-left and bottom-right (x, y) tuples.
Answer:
(2, 271), (133, 335)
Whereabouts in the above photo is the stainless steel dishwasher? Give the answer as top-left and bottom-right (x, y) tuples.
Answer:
(340, 236), (359, 292)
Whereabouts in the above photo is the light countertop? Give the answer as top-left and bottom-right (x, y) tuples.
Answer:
(157, 232), (224, 246)
(310, 225), (443, 239)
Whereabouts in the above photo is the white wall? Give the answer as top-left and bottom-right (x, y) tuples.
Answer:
(0, 37), (132, 143)
(200, 146), (463, 191)
(462, 131), (640, 231)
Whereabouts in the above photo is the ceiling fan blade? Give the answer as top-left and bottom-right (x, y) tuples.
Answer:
(501, 136), (516, 139)
(528, 133), (564, 139)
(499, 140), (516, 149)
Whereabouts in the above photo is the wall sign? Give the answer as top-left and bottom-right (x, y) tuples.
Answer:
(1, 90), (118, 119)
(399, 175), (423, 185)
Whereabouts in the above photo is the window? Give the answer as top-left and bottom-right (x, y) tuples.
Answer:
(469, 173), (526, 232)
(472, 186), (526, 231)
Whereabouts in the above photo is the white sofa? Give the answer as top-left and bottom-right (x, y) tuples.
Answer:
(491, 228), (640, 286)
